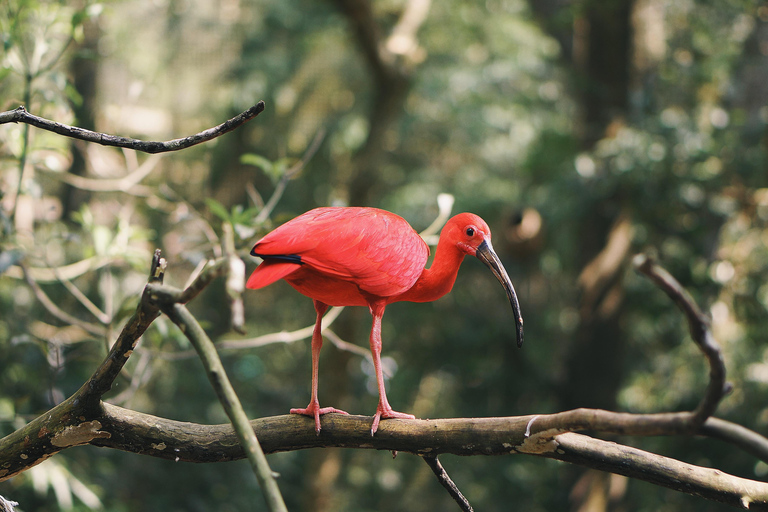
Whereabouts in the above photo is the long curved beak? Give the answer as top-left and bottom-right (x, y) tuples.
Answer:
(476, 238), (524, 348)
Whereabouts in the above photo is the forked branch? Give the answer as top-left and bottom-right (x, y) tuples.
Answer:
(522, 254), (730, 449)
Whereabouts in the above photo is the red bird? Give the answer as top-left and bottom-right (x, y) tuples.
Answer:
(246, 207), (524, 435)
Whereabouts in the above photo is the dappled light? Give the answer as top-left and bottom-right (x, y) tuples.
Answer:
(1, 0), (767, 510)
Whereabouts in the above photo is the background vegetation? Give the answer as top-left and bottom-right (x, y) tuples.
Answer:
(1, 0), (766, 510)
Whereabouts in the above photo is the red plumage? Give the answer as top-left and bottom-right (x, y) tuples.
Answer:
(247, 206), (524, 434)
(247, 208), (429, 304)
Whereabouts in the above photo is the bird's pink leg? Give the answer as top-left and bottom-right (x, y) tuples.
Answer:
(368, 302), (415, 435)
(290, 300), (348, 433)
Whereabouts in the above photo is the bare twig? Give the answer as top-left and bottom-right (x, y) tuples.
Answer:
(223, 222), (246, 333)
(420, 193), (455, 244)
(4, 255), (115, 282)
(53, 267), (111, 325)
(323, 328), (371, 360)
(42, 153), (162, 193)
(422, 455), (473, 512)
(522, 255), (729, 448)
(19, 260), (107, 337)
(699, 417), (768, 463)
(146, 307), (348, 361)
(220, 307), (344, 350)
(0, 102), (265, 154)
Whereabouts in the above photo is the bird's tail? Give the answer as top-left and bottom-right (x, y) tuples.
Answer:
(246, 260), (301, 289)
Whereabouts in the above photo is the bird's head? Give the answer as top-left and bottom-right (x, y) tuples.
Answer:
(443, 213), (525, 348)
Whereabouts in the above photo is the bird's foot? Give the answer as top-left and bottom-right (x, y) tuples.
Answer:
(370, 406), (416, 436)
(290, 403), (349, 434)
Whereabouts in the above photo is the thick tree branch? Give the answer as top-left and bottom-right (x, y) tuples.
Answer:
(79, 250), (166, 405)
(0, 102), (265, 153)
(546, 432), (768, 510)
(86, 405), (768, 464)
(9, 400), (768, 506)
(90, 409), (768, 509)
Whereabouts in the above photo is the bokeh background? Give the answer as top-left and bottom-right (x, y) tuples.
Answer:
(1, 0), (767, 510)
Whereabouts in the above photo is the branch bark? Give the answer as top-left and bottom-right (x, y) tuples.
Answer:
(0, 102), (265, 154)
(83, 408), (768, 510)
(422, 455), (474, 512)
(6, 400), (768, 509)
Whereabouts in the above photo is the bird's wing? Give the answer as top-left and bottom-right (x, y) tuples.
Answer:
(252, 208), (429, 297)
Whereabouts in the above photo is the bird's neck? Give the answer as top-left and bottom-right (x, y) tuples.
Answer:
(395, 237), (466, 303)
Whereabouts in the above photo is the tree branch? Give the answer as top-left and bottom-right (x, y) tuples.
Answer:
(78, 250), (166, 405)
(90, 409), (768, 509)
(633, 254), (729, 423)
(422, 455), (473, 512)
(42, 153), (163, 193)
(4, 255), (115, 282)
(0, 102), (265, 153)
(157, 300), (287, 512)
(546, 432), (768, 510)
(518, 254), (737, 472)
(699, 417), (768, 463)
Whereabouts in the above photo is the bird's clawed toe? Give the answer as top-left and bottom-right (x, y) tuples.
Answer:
(290, 403), (349, 434)
(370, 407), (416, 436)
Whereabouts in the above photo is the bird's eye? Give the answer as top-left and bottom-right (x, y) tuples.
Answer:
(465, 227), (474, 237)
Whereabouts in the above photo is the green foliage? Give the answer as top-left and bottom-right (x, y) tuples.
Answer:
(1, 0), (766, 510)
(240, 153), (294, 184)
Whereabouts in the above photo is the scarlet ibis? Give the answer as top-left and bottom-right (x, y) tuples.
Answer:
(246, 207), (524, 434)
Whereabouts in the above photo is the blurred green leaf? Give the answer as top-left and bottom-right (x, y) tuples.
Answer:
(240, 153), (274, 173)
(205, 198), (231, 223)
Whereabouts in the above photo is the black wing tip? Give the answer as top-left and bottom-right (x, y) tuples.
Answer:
(251, 251), (303, 265)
